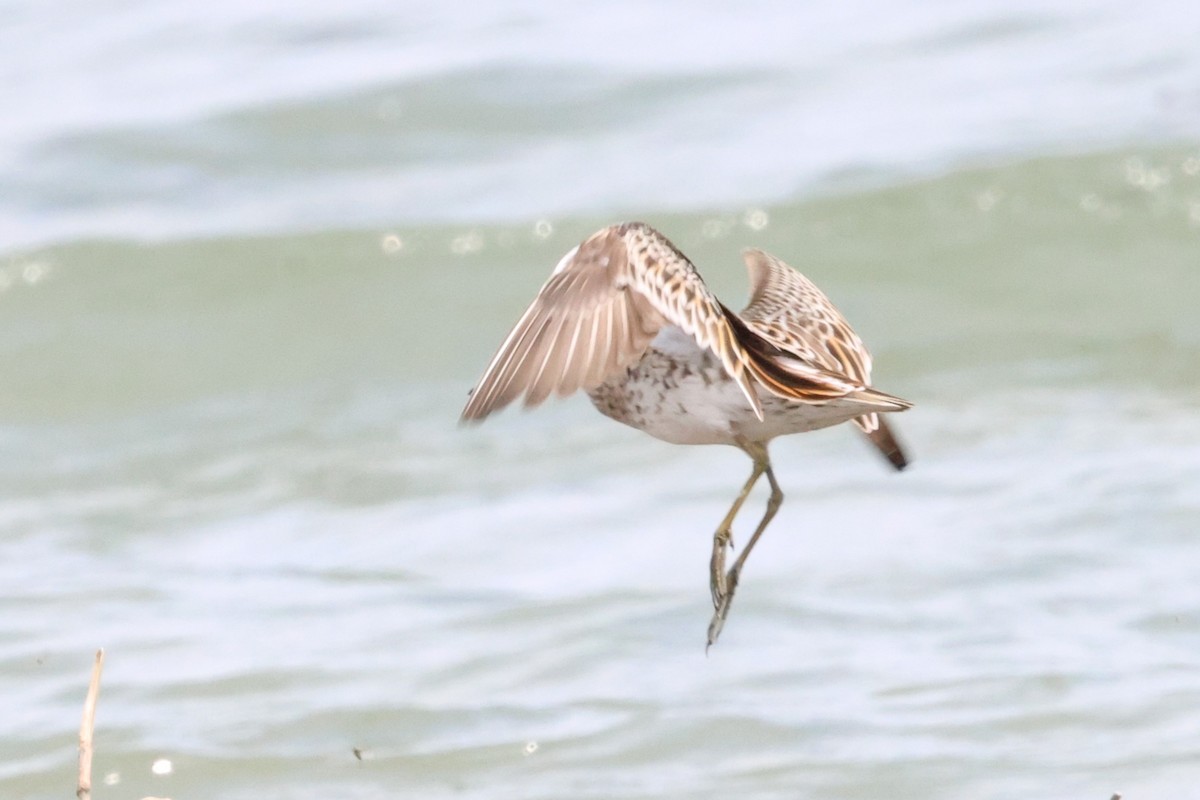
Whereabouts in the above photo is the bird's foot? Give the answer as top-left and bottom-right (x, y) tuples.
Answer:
(706, 567), (740, 651)
(709, 528), (734, 610)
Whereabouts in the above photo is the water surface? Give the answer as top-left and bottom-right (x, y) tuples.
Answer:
(3, 2), (1200, 799)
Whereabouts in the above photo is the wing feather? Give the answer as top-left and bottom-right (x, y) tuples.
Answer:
(462, 222), (763, 422)
(736, 249), (911, 468)
(525, 313), (571, 407)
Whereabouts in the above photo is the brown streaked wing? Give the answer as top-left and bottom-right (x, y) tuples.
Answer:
(739, 248), (874, 385)
(620, 223), (763, 418)
(737, 248), (911, 468)
(461, 223), (765, 422)
(461, 226), (659, 421)
(722, 303), (882, 403)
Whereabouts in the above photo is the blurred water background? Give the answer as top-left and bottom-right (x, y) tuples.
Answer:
(3, 1), (1200, 798)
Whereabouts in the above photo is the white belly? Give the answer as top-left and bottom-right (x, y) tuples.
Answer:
(587, 327), (865, 446)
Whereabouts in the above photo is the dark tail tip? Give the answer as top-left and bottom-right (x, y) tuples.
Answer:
(866, 419), (908, 471)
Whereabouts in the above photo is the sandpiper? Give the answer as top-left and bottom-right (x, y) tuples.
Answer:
(462, 222), (911, 646)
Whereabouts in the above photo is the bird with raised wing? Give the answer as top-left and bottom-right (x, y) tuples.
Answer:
(462, 222), (911, 647)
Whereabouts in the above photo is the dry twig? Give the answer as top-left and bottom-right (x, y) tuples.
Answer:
(77, 649), (105, 800)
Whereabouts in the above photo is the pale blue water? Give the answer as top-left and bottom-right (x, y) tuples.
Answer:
(3, 2), (1200, 799)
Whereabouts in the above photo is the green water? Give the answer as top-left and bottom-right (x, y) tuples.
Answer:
(4, 2), (1200, 798)
(5, 145), (1200, 799)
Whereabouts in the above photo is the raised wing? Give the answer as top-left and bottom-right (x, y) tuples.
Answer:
(739, 248), (876, 384)
(461, 223), (764, 422)
(737, 248), (911, 469)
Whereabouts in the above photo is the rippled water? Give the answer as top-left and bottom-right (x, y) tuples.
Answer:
(4, 1), (1200, 799)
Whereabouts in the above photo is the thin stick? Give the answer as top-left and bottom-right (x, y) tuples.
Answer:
(77, 649), (105, 800)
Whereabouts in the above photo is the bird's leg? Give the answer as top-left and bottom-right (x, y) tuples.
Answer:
(708, 443), (783, 648)
(710, 458), (765, 611)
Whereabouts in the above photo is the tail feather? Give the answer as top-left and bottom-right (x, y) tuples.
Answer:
(856, 416), (908, 470)
(846, 386), (912, 412)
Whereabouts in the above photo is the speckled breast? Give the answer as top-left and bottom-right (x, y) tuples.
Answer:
(587, 329), (871, 447)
